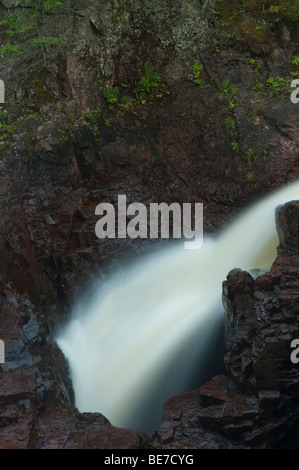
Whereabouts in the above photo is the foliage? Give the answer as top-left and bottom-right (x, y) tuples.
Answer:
(0, 107), (15, 141)
(57, 128), (67, 139)
(221, 79), (239, 109)
(253, 81), (264, 90)
(255, 20), (263, 30)
(216, 0), (299, 49)
(0, 11), (36, 37)
(84, 108), (101, 120)
(266, 76), (290, 97)
(266, 0), (299, 21)
(118, 95), (135, 111)
(245, 148), (254, 164)
(103, 63), (169, 113)
(193, 61), (204, 86)
(42, 1), (63, 13)
(138, 63), (161, 92)
(289, 4), (299, 22)
(0, 44), (23, 57)
(247, 172), (255, 180)
(30, 37), (62, 48)
(0, 0), (64, 64)
(269, 5), (281, 13)
(104, 86), (119, 105)
(134, 62), (168, 100)
(224, 117), (237, 137)
(221, 79), (238, 98)
(0, 108), (8, 121)
(232, 141), (240, 153)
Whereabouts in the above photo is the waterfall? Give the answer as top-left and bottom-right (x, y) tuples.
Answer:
(56, 180), (299, 431)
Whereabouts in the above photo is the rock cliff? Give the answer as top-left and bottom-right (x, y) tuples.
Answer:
(0, 0), (298, 448)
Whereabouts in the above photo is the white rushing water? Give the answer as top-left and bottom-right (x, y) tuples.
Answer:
(56, 180), (299, 431)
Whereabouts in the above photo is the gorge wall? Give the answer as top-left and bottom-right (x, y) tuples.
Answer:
(0, 0), (298, 448)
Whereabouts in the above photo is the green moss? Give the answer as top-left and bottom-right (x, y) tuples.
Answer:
(216, 0), (299, 47)
(266, 0), (299, 22)
(231, 16), (270, 46)
(217, 0), (299, 22)
(29, 67), (55, 109)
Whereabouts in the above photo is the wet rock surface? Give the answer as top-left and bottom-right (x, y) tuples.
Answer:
(0, 0), (298, 449)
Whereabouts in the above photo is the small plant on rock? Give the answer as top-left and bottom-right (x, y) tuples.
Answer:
(104, 86), (119, 105)
(266, 76), (290, 97)
(193, 60), (204, 86)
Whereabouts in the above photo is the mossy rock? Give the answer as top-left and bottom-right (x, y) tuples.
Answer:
(29, 67), (56, 110)
(233, 16), (274, 53)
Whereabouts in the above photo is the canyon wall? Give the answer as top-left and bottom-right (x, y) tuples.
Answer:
(0, 0), (298, 448)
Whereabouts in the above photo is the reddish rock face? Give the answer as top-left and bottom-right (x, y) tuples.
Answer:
(0, 0), (298, 450)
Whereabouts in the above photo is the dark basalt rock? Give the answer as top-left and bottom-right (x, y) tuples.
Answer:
(223, 268), (255, 324)
(276, 201), (299, 252)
